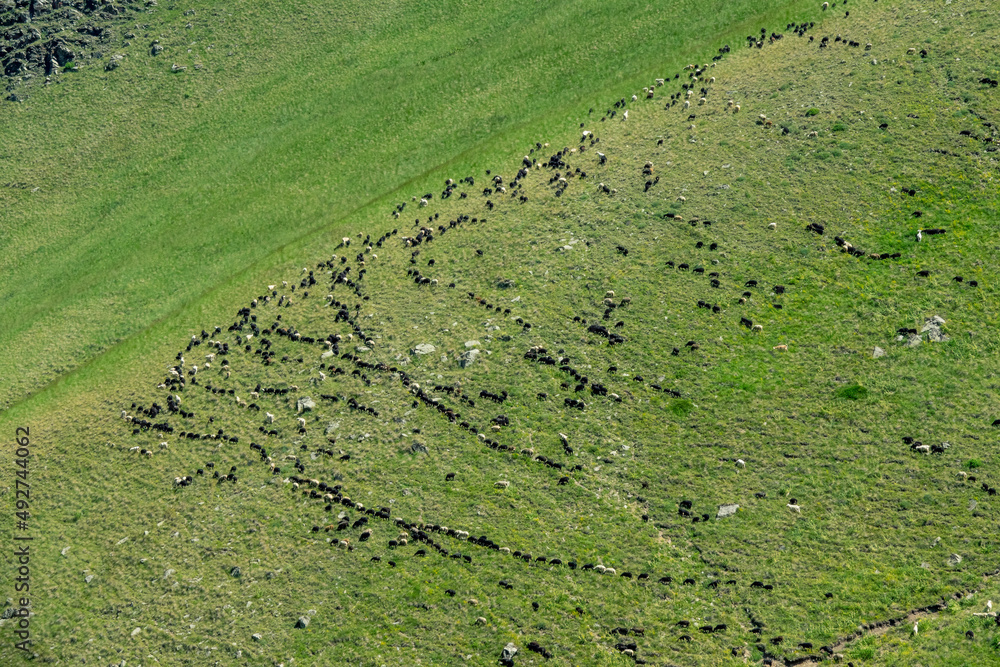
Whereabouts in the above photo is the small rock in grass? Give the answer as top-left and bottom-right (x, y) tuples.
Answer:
(717, 504), (740, 519)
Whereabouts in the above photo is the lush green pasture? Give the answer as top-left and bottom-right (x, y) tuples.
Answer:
(0, 0), (818, 412)
(2, 0), (1000, 665)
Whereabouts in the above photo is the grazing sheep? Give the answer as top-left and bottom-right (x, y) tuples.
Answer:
(773, 344), (788, 352)
(495, 480), (510, 489)
(768, 222), (777, 230)
(265, 412), (275, 424)
(751, 324), (763, 333)
(787, 502), (802, 513)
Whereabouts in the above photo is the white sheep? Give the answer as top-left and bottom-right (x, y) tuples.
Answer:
(698, 97), (707, 105)
(787, 503), (802, 513)
(822, 1), (829, 9)
(622, 110), (628, 121)
(752, 324), (763, 333)
(734, 104), (741, 113)
(768, 222), (777, 230)
(494, 480), (510, 489)
(683, 100), (690, 109)
(736, 459), (746, 468)
(265, 412), (275, 424)
(631, 94), (637, 102)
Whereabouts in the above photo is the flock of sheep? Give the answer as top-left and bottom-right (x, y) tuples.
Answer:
(116, 0), (1000, 662)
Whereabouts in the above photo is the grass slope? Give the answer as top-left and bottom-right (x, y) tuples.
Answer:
(3, 0), (1000, 665)
(0, 0), (817, 412)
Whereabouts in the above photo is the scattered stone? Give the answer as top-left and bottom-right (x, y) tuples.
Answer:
(500, 642), (518, 663)
(921, 316), (949, 342)
(475, 617), (487, 625)
(252, 633), (262, 641)
(321, 350), (334, 359)
(325, 422), (340, 435)
(230, 566), (241, 578)
(948, 553), (963, 565)
(969, 499), (977, 511)
(873, 346), (885, 358)
(171, 63), (186, 72)
(296, 397), (316, 413)
(497, 278), (515, 289)
(105, 55), (124, 71)
(413, 343), (436, 355)
(906, 334), (922, 348)
(465, 340), (480, 348)
(410, 441), (428, 454)
(355, 345), (370, 353)
(151, 44), (163, 55)
(295, 616), (310, 628)
(61, 546), (71, 556)
(716, 503), (740, 519)
(84, 575), (94, 584)
(131, 627), (141, 637)
(458, 349), (480, 368)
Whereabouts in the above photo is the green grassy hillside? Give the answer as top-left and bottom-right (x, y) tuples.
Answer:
(0, 0), (817, 412)
(3, 0), (1000, 665)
